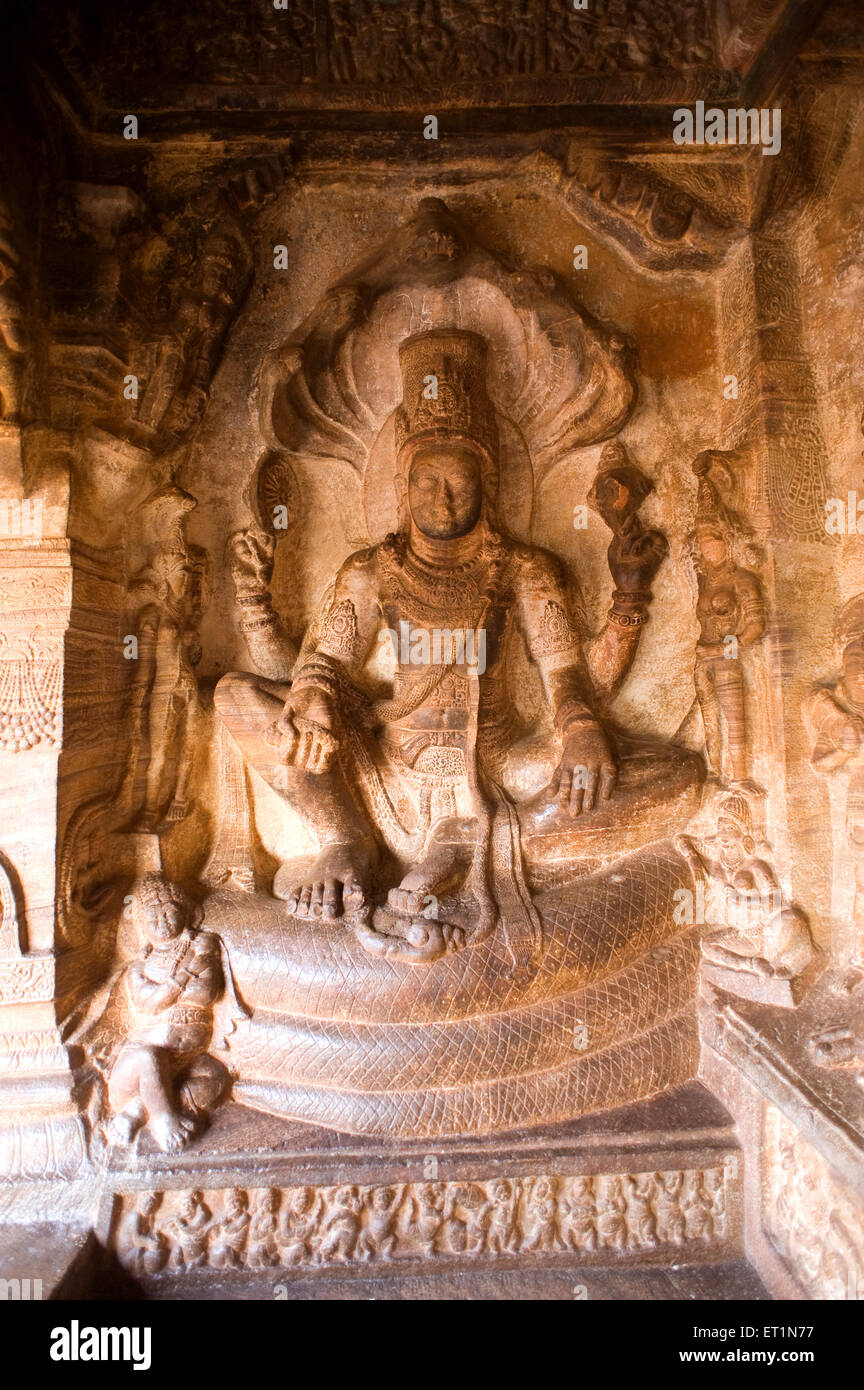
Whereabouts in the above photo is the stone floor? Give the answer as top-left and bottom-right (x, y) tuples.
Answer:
(0, 1221), (98, 1299)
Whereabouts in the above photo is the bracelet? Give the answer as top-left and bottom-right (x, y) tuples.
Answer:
(555, 698), (597, 735)
(240, 614), (280, 635)
(291, 653), (342, 701)
(608, 608), (649, 628)
(612, 589), (652, 606)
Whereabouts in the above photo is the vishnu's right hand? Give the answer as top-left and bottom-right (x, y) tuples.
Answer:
(266, 686), (339, 774)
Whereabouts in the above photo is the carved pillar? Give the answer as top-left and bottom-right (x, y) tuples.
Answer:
(0, 176), (147, 1192)
(0, 535), (93, 1185)
(718, 221), (838, 945)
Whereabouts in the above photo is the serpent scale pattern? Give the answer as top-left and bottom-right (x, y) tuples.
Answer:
(236, 1015), (699, 1138)
(231, 930), (700, 1090)
(215, 841), (699, 1136)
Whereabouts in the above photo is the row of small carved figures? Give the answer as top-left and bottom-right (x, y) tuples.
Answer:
(116, 1169), (726, 1275)
(325, 0), (712, 83)
(109, 0), (711, 88)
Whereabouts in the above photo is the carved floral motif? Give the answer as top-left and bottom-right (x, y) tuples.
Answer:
(0, 957), (54, 1004)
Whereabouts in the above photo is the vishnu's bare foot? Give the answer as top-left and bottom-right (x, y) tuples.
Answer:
(388, 817), (478, 917)
(277, 840), (377, 920)
(106, 1104), (144, 1147)
(149, 1109), (197, 1154)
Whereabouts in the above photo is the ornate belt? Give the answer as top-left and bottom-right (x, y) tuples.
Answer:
(386, 728), (466, 769)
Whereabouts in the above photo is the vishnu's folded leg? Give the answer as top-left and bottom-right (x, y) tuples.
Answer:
(214, 672), (378, 916)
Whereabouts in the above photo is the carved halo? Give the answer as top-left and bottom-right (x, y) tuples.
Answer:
(257, 197), (636, 537)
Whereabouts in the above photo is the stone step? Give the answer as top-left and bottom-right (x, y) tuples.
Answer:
(136, 1258), (771, 1302)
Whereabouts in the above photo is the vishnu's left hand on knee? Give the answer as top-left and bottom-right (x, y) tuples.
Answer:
(552, 721), (617, 815)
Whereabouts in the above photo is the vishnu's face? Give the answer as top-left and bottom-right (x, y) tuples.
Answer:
(407, 444), (483, 540)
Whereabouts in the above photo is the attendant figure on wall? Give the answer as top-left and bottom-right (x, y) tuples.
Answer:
(120, 487), (209, 833)
(804, 593), (864, 976)
(685, 451), (766, 788)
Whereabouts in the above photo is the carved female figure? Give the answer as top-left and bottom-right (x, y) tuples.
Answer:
(624, 1174), (658, 1250)
(439, 1183), (490, 1256)
(317, 1185), (363, 1263)
(118, 1191), (167, 1276)
(410, 1182), (445, 1256)
(688, 452), (766, 787)
(521, 1176), (561, 1253)
(681, 1171), (714, 1242)
(560, 1176), (597, 1253)
(356, 1186), (404, 1261)
(484, 1179), (520, 1255)
(246, 1188), (279, 1268)
(121, 487), (209, 832)
(653, 1171), (686, 1246)
(595, 1176), (628, 1252)
(705, 1169), (726, 1235)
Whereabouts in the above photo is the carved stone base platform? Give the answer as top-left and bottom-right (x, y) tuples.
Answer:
(94, 1082), (751, 1298)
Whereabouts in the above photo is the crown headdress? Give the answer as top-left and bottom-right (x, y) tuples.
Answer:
(394, 329), (499, 470)
(692, 450), (742, 535)
(718, 792), (753, 832)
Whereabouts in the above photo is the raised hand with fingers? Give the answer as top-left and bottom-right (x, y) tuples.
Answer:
(267, 685), (339, 774)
